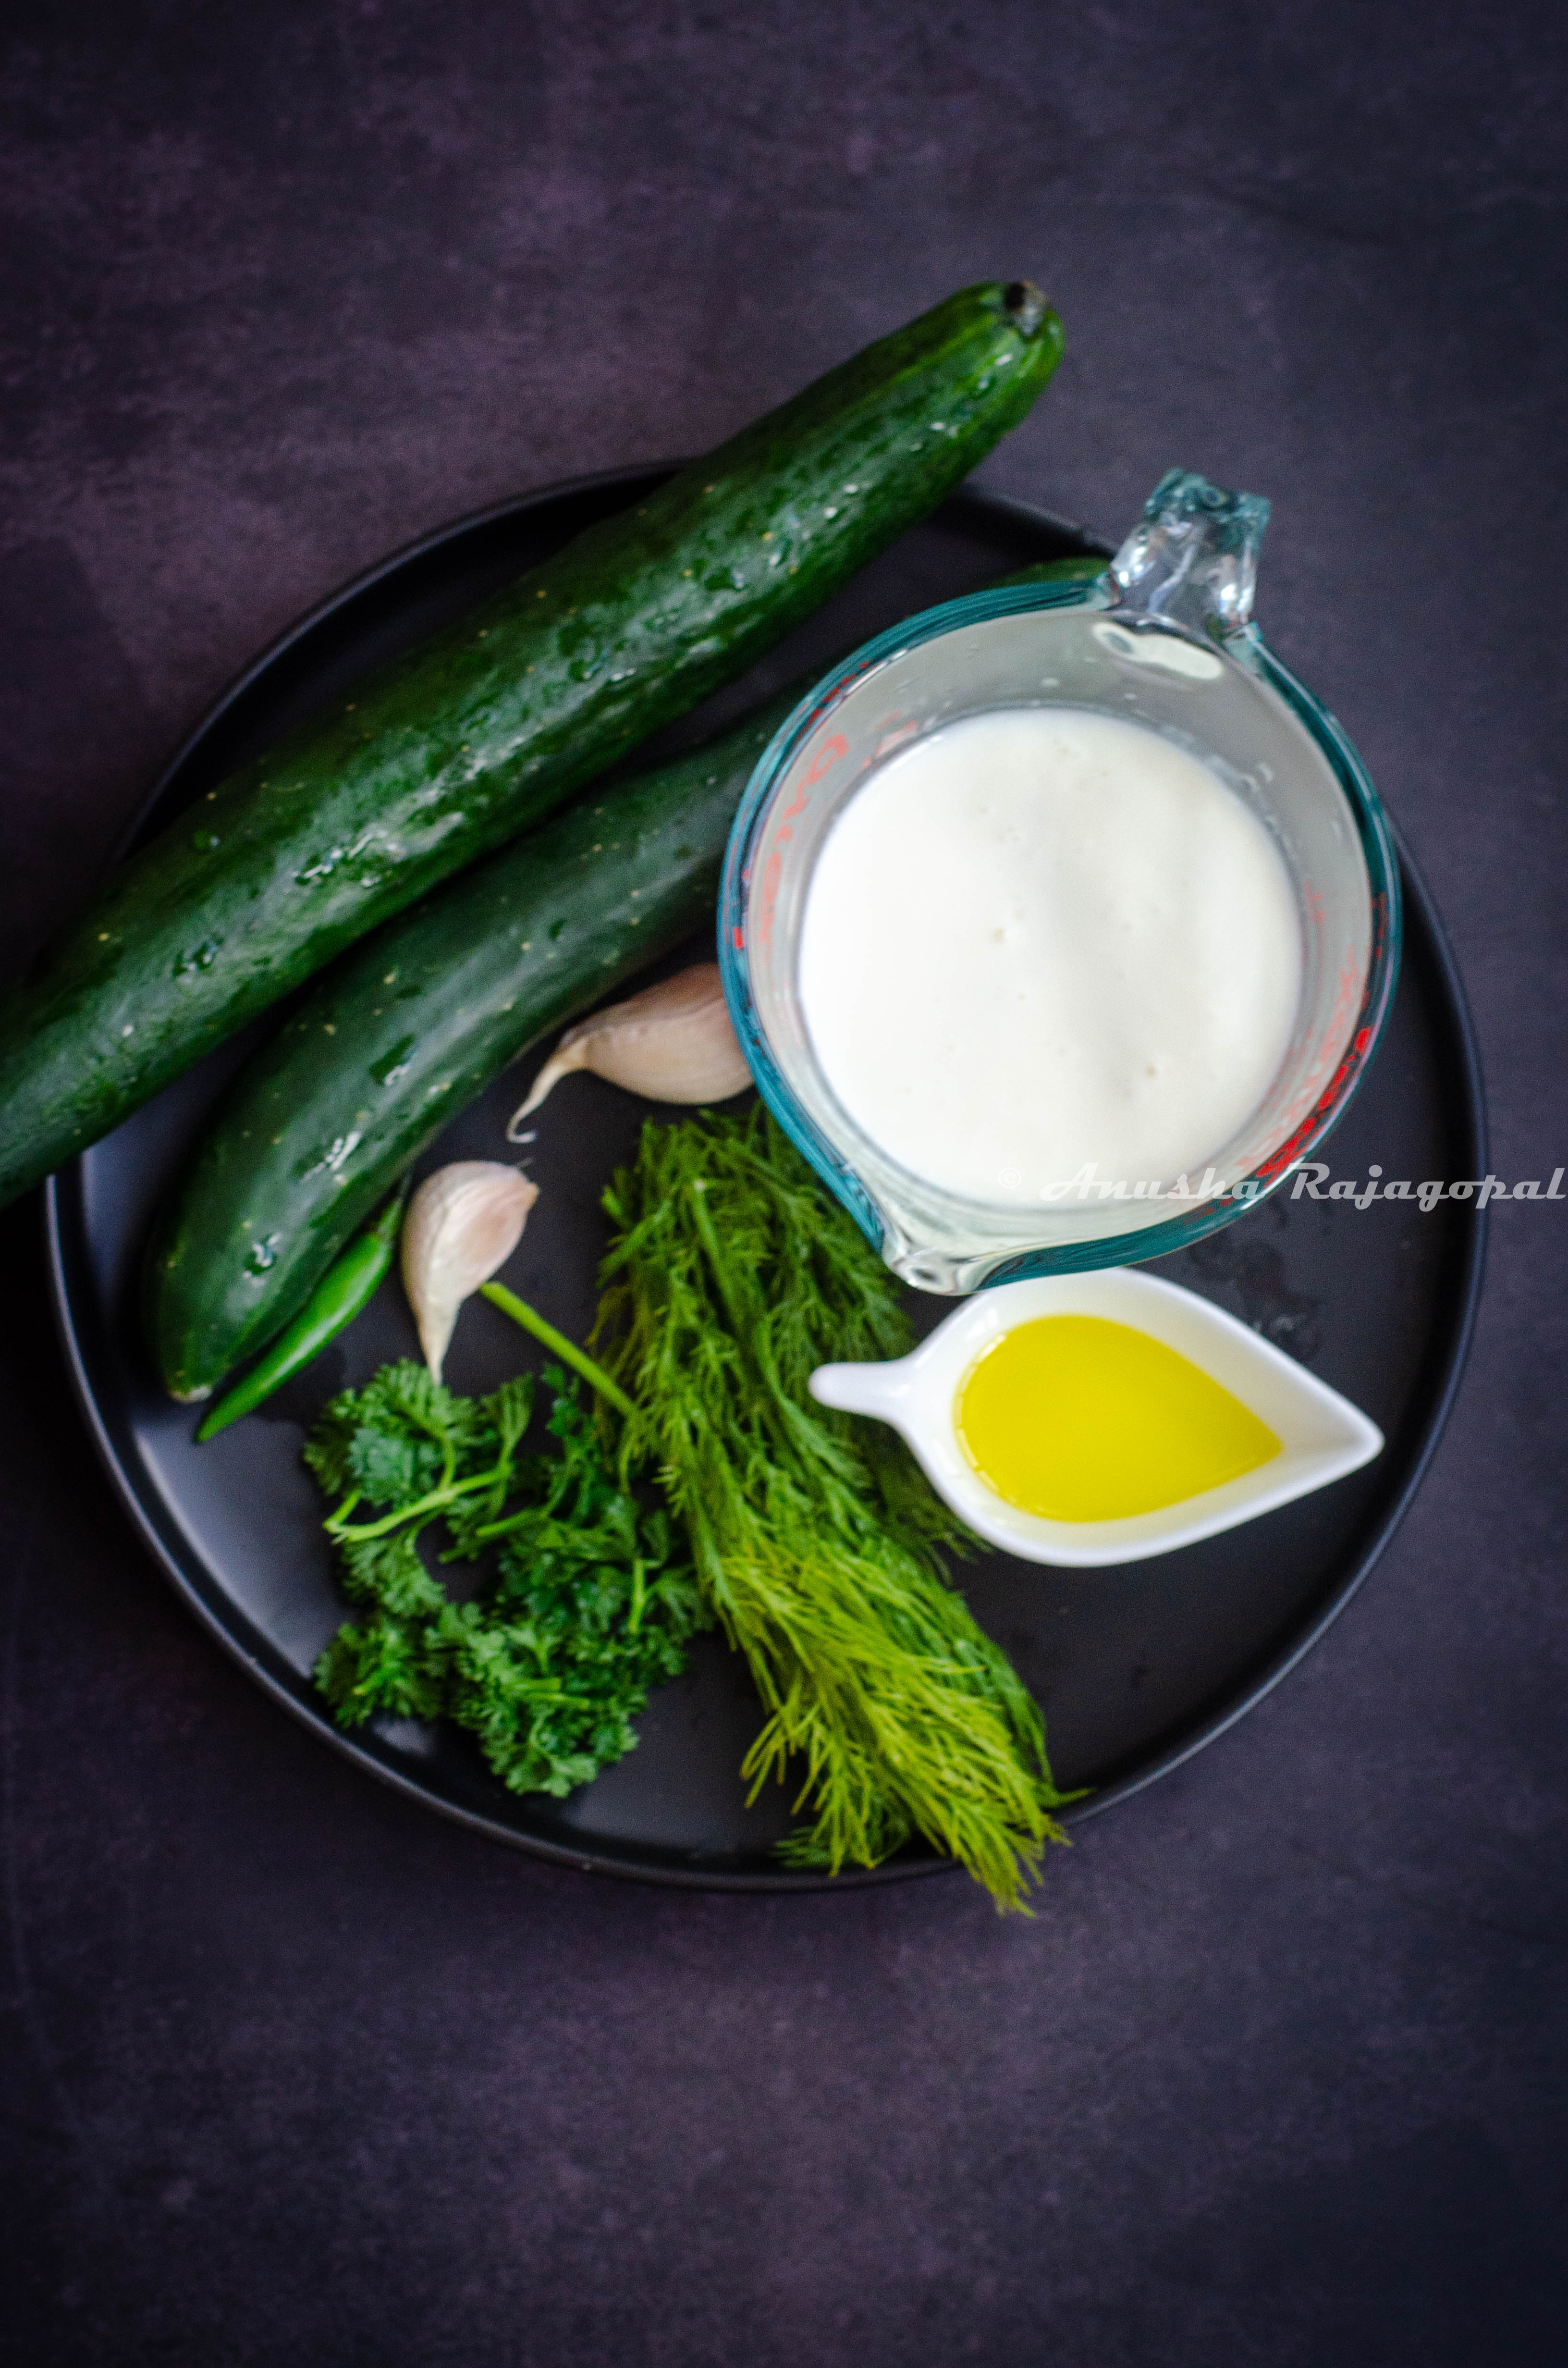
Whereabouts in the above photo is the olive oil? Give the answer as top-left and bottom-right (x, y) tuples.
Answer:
(956, 1315), (1280, 1522)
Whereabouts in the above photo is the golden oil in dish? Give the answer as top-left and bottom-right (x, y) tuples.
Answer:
(955, 1314), (1281, 1522)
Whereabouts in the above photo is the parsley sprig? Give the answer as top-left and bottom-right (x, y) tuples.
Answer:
(306, 1359), (707, 1797)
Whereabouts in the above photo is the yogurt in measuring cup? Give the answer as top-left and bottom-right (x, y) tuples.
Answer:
(797, 705), (1302, 1208)
(719, 469), (1400, 1290)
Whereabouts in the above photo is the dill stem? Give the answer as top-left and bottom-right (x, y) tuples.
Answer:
(481, 1282), (634, 1416)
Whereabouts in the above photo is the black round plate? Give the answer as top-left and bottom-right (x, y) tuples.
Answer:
(45, 469), (1487, 1892)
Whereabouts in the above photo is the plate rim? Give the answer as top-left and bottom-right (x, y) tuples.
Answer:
(41, 468), (1489, 1893)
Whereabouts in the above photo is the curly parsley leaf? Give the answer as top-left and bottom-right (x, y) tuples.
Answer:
(307, 1360), (707, 1799)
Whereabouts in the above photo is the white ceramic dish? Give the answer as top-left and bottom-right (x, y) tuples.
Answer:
(809, 1269), (1384, 1567)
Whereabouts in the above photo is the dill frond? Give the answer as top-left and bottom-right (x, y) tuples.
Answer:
(596, 1110), (1078, 1911)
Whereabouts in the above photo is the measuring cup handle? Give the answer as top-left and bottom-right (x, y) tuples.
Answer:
(1110, 469), (1271, 642)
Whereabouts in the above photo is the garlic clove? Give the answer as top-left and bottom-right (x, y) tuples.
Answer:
(401, 1160), (538, 1382)
(508, 962), (752, 1134)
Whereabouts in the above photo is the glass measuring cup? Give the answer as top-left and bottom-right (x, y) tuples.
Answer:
(718, 471), (1401, 1293)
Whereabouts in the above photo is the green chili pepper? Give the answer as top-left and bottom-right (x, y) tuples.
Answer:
(196, 1184), (409, 1442)
(479, 1281), (634, 1417)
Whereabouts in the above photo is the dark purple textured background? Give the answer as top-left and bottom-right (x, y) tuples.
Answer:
(2, 6), (1566, 2362)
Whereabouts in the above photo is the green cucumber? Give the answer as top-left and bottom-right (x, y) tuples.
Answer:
(1006, 553), (1109, 587)
(0, 282), (1062, 1209)
(147, 686), (803, 1402)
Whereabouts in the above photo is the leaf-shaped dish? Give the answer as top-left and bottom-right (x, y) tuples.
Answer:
(811, 1270), (1384, 1568)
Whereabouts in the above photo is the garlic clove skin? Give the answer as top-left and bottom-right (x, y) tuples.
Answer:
(508, 962), (752, 1134)
(401, 1160), (539, 1382)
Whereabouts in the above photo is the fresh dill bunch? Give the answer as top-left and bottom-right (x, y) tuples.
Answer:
(595, 1109), (1077, 1911)
(306, 1359), (708, 1797)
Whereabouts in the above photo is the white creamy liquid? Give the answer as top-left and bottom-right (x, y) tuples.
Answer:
(796, 706), (1302, 1206)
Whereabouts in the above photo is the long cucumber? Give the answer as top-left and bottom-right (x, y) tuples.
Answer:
(147, 555), (1105, 1403)
(147, 687), (803, 1401)
(0, 283), (1061, 1209)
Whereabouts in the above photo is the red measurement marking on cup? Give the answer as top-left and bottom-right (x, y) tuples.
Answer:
(874, 721), (919, 760)
(758, 850), (784, 950)
(1257, 1021), (1373, 1182)
(804, 733), (848, 785)
(774, 781), (809, 841)
(1255, 888), (1392, 1184)
(757, 734), (849, 950)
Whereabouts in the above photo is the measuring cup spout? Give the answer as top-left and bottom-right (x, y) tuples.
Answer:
(1111, 469), (1270, 642)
